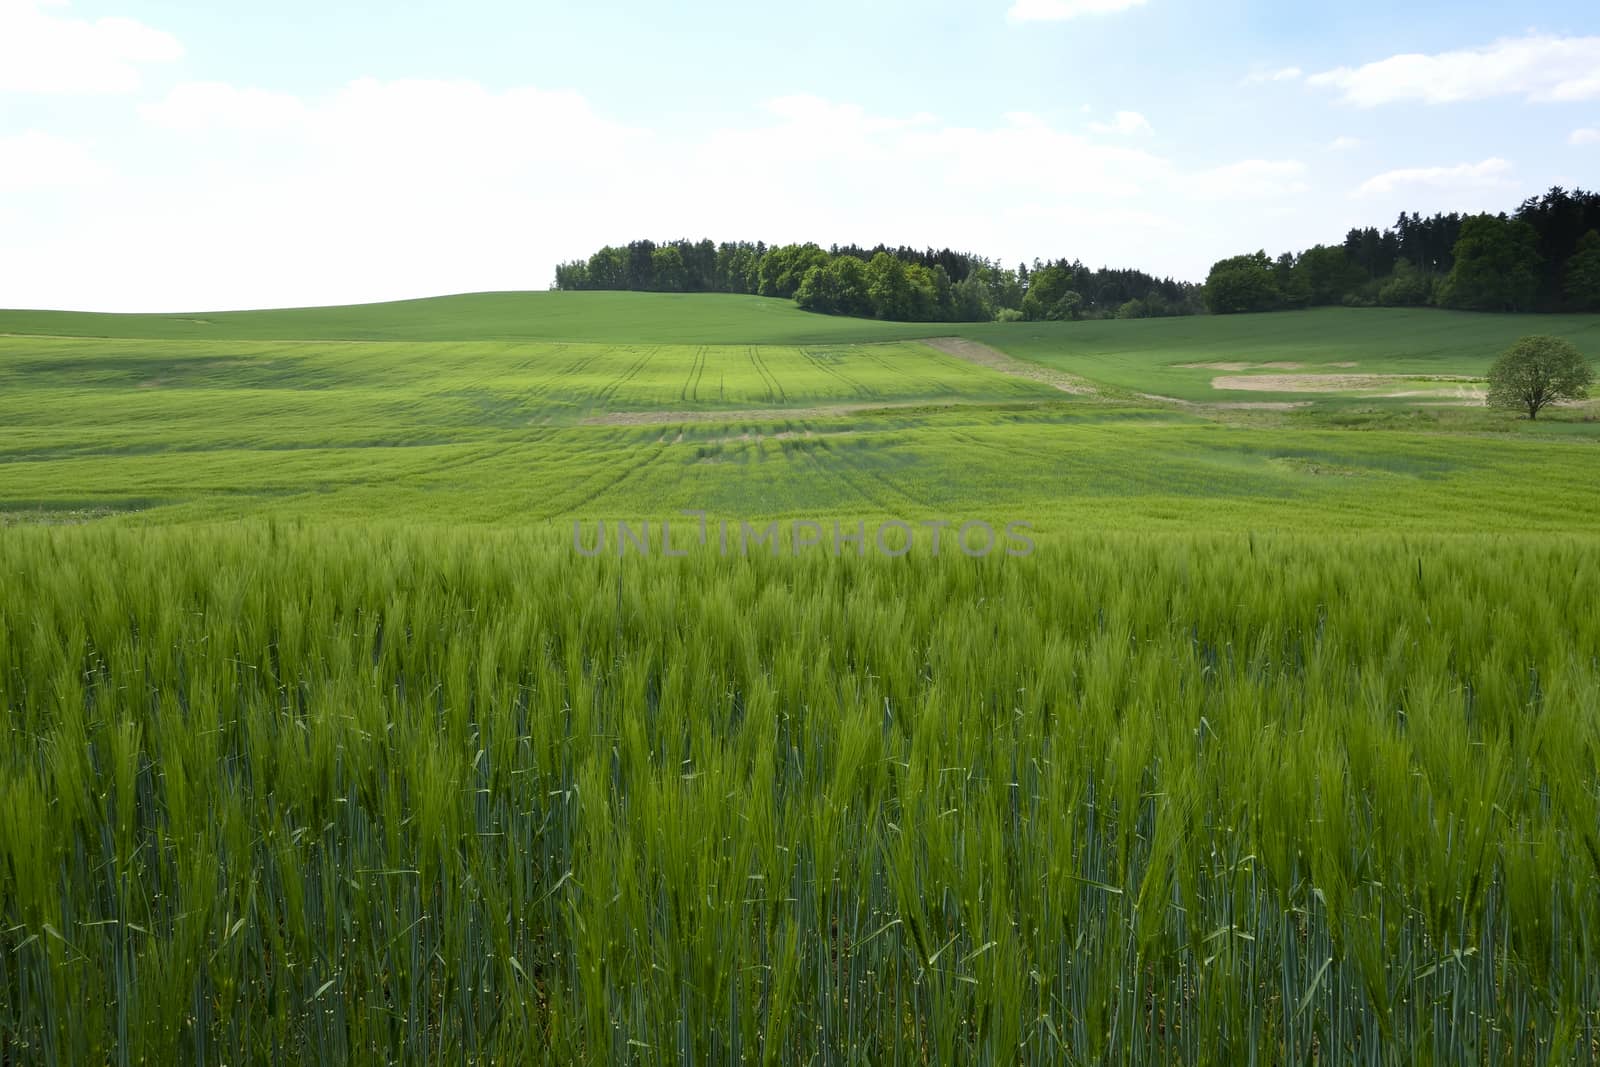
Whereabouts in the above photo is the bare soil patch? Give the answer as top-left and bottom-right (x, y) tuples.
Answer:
(922, 337), (1097, 395)
(1383, 384), (1486, 401)
(1179, 361), (1296, 371)
(1178, 361), (1359, 372)
(1213, 373), (1480, 394)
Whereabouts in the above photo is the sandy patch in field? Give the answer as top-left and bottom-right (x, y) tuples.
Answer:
(1182, 361), (1295, 371)
(922, 337), (1096, 395)
(1383, 384), (1486, 401)
(1213, 373), (1480, 394)
(1178, 361), (1358, 372)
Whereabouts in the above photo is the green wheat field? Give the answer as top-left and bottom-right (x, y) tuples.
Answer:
(2, 293), (1598, 1064)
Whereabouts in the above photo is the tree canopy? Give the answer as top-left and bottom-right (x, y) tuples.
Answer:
(1437, 216), (1542, 312)
(554, 188), (1600, 323)
(1485, 336), (1594, 419)
(1564, 230), (1600, 311)
(554, 239), (1201, 323)
(1203, 253), (1280, 314)
(1201, 187), (1600, 316)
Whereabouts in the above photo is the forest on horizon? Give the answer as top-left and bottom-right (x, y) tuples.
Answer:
(552, 187), (1600, 323)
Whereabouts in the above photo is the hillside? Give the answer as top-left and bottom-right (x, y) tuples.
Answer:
(5, 288), (1600, 1065)
(0, 291), (936, 345)
(961, 306), (1600, 403)
(2, 294), (1596, 529)
(7, 291), (1598, 412)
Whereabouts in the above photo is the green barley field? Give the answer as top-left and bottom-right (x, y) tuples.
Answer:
(2, 294), (1598, 1064)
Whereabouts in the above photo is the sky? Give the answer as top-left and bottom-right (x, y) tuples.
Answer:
(2, 0), (1598, 311)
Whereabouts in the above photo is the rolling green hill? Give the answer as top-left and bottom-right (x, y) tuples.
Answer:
(960, 307), (1600, 403)
(0, 290), (935, 345)
(2, 294), (1595, 529)
(4, 289), (1600, 1064)
(7, 294), (1597, 410)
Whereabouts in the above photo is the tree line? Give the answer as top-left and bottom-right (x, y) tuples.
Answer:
(552, 240), (1203, 322)
(1205, 187), (1600, 315)
(551, 187), (1600, 323)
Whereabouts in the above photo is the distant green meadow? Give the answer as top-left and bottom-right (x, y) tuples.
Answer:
(0, 291), (935, 345)
(1, 294), (1598, 1063)
(961, 306), (1600, 404)
(1, 299), (1596, 528)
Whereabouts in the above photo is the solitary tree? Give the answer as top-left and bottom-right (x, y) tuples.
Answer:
(1485, 336), (1593, 419)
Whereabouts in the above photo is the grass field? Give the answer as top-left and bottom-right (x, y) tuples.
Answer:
(962, 307), (1600, 408)
(0, 291), (935, 345)
(1, 294), (1598, 1063)
(0, 336), (1059, 429)
(3, 527), (1598, 1064)
(1, 302), (1596, 528)
(12, 295), (1596, 410)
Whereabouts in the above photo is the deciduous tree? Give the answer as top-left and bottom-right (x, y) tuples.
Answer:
(1204, 252), (1279, 314)
(1485, 335), (1593, 419)
(1564, 230), (1600, 311)
(1438, 216), (1542, 312)
(1378, 258), (1433, 307)
(650, 247), (687, 291)
(757, 244), (830, 299)
(864, 253), (912, 320)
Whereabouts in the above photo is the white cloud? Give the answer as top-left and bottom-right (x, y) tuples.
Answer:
(1309, 34), (1600, 106)
(1354, 158), (1513, 197)
(1089, 110), (1151, 135)
(1327, 136), (1362, 151)
(0, 130), (108, 190)
(2, 78), (650, 310)
(684, 103), (1169, 217)
(1008, 0), (1148, 21)
(1570, 128), (1600, 146)
(749, 94), (939, 157)
(892, 114), (1166, 198)
(144, 77), (641, 172)
(1, 81), (1326, 310)
(1187, 159), (1309, 200)
(1243, 66), (1303, 85)
(140, 82), (307, 131)
(0, 0), (182, 94)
